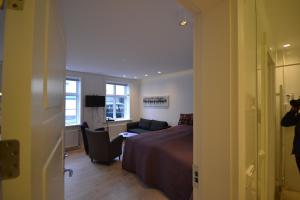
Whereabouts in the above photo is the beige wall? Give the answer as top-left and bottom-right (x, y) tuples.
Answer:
(238, 0), (258, 199)
(183, 0), (238, 199)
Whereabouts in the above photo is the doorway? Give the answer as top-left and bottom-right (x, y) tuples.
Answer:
(256, 0), (300, 199)
(61, 1), (195, 199)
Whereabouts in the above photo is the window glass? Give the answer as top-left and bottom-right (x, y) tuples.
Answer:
(106, 84), (114, 95)
(66, 80), (77, 94)
(116, 97), (125, 118)
(116, 85), (125, 95)
(105, 83), (130, 120)
(65, 78), (81, 126)
(106, 96), (114, 119)
(65, 96), (77, 110)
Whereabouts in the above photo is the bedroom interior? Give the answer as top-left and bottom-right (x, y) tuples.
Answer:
(2, 0), (300, 199)
(61, 0), (194, 200)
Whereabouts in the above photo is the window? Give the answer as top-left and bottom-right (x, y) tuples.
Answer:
(105, 83), (130, 120)
(65, 78), (81, 126)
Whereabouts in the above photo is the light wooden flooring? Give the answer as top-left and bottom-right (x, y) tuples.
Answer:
(65, 149), (168, 200)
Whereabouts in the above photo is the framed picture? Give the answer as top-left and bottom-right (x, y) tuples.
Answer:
(143, 96), (169, 108)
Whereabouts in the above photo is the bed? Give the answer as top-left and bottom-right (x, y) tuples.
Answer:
(122, 125), (193, 200)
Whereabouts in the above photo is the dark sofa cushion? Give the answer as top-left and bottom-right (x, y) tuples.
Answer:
(150, 120), (168, 131)
(138, 118), (152, 130)
(128, 128), (150, 134)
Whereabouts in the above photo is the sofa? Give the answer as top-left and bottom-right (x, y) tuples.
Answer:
(127, 118), (170, 134)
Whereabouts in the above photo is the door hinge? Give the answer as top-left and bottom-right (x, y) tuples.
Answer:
(7, 0), (24, 11)
(193, 165), (199, 188)
(0, 140), (20, 180)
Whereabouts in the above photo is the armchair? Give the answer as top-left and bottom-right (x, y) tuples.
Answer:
(85, 129), (123, 164)
(80, 121), (105, 155)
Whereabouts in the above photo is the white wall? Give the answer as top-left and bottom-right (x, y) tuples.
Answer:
(275, 63), (300, 192)
(66, 70), (141, 129)
(140, 69), (193, 126)
(238, 0), (258, 198)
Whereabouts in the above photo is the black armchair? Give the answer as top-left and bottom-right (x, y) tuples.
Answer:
(80, 121), (105, 155)
(85, 129), (123, 164)
(80, 122), (90, 154)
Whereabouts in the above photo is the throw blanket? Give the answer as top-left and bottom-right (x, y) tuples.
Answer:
(122, 125), (193, 200)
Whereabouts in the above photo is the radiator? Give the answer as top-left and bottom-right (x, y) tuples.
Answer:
(64, 127), (81, 149)
(64, 124), (127, 148)
(108, 124), (127, 139)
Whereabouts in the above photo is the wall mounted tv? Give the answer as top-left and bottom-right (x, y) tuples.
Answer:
(85, 95), (105, 107)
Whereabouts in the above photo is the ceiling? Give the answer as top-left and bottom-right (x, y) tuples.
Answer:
(265, 0), (300, 63)
(59, 0), (193, 79)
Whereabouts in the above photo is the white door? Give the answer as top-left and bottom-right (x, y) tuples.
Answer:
(1, 0), (66, 199)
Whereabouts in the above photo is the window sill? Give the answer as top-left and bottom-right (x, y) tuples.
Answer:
(106, 119), (131, 124)
(65, 124), (80, 128)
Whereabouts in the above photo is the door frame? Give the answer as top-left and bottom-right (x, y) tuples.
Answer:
(178, 0), (239, 199)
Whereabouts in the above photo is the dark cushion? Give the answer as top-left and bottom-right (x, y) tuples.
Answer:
(138, 118), (152, 130)
(178, 113), (193, 125)
(150, 120), (168, 131)
(128, 128), (150, 134)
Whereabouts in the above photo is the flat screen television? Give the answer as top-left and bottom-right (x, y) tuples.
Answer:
(85, 95), (105, 107)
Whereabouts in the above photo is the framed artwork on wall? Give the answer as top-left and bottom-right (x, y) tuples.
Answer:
(143, 96), (169, 108)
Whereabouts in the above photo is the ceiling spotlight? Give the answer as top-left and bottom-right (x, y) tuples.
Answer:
(179, 20), (188, 27)
(283, 44), (291, 48)
(122, 75), (127, 78)
(145, 74), (149, 77)
(134, 76), (138, 79)
(157, 71), (162, 74)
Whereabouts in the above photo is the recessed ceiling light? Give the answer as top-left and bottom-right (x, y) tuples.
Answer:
(134, 76), (138, 79)
(144, 74), (149, 77)
(179, 20), (188, 27)
(122, 75), (127, 78)
(283, 44), (291, 48)
(157, 71), (162, 74)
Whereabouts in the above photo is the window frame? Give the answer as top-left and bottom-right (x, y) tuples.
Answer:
(65, 77), (82, 126)
(105, 82), (130, 121)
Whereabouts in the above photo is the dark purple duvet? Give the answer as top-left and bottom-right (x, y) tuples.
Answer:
(122, 125), (193, 200)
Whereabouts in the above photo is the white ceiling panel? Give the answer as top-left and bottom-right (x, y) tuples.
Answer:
(59, 0), (193, 79)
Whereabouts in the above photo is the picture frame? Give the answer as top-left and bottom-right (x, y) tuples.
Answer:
(143, 96), (169, 108)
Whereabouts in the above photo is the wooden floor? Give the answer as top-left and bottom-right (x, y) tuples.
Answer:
(64, 149), (168, 200)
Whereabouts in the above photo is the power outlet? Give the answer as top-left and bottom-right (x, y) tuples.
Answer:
(193, 165), (199, 188)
